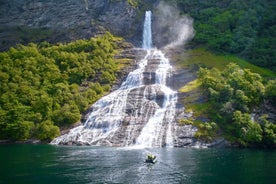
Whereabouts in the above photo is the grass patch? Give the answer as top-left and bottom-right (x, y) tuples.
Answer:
(178, 78), (207, 117)
(178, 119), (193, 125)
(188, 103), (210, 118)
(116, 58), (133, 69)
(179, 79), (207, 118)
(179, 79), (201, 93)
(127, 0), (139, 7)
(176, 48), (276, 78)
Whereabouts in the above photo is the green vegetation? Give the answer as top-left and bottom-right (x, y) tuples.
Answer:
(194, 122), (218, 142)
(165, 0), (276, 144)
(168, 0), (275, 71)
(179, 79), (201, 93)
(197, 64), (276, 147)
(127, 0), (139, 7)
(109, 0), (139, 7)
(0, 32), (127, 141)
(176, 48), (275, 145)
(177, 48), (276, 78)
(178, 79), (209, 119)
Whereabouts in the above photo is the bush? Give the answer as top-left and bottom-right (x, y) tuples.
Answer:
(52, 103), (81, 125)
(35, 120), (60, 141)
(232, 111), (262, 146)
(259, 115), (276, 147)
(0, 32), (124, 141)
(197, 63), (273, 146)
(179, 119), (193, 125)
(6, 121), (35, 141)
(194, 122), (218, 142)
(265, 80), (276, 104)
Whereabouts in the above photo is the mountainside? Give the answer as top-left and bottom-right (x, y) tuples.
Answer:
(1, 0), (275, 71)
(0, 0), (275, 147)
(0, 0), (158, 51)
(0, 32), (138, 142)
(167, 0), (276, 71)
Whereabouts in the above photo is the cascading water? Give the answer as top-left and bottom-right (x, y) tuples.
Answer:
(51, 11), (188, 147)
(135, 50), (177, 147)
(142, 11), (152, 49)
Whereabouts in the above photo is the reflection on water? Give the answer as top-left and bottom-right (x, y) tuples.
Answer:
(0, 145), (275, 184)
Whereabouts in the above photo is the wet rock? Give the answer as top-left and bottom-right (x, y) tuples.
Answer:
(173, 125), (198, 147)
(112, 48), (147, 91)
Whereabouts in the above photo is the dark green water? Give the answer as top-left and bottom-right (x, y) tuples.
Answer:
(0, 144), (275, 184)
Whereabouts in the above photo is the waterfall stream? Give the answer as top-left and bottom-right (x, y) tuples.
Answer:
(51, 11), (196, 147)
(142, 11), (152, 49)
(135, 50), (177, 147)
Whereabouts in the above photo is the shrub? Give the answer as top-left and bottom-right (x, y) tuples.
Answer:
(35, 120), (60, 141)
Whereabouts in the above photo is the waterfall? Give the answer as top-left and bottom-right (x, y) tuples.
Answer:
(135, 50), (177, 147)
(51, 11), (180, 147)
(142, 11), (152, 49)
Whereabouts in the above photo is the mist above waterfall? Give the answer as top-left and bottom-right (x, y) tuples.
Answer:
(154, 1), (194, 49)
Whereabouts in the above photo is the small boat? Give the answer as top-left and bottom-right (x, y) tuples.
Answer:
(145, 154), (157, 164)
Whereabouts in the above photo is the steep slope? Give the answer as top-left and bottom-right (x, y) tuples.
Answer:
(0, 0), (158, 51)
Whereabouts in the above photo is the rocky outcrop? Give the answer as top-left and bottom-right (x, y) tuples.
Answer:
(51, 46), (215, 148)
(52, 48), (198, 147)
(0, 0), (159, 51)
(112, 48), (147, 91)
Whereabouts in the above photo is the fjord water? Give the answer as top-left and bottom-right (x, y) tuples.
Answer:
(1, 144), (275, 184)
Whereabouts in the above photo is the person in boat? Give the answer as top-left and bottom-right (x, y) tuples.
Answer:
(145, 154), (156, 163)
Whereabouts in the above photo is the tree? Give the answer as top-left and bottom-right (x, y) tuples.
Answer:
(265, 80), (276, 104)
(195, 122), (218, 142)
(233, 111), (262, 146)
(174, 0), (275, 70)
(198, 63), (271, 146)
(0, 32), (124, 141)
(35, 120), (60, 141)
(52, 103), (81, 125)
(6, 121), (35, 141)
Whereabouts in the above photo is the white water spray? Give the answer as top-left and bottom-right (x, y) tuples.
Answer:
(142, 11), (152, 49)
(135, 50), (177, 147)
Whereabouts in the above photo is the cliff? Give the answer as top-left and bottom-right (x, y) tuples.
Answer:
(0, 0), (158, 51)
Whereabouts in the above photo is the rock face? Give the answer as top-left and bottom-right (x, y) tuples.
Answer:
(51, 48), (199, 147)
(0, 0), (158, 50)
